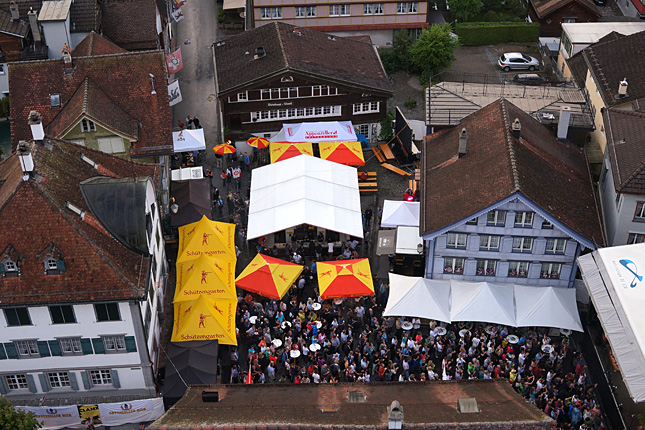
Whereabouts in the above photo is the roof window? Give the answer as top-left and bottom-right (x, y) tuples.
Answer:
(50, 94), (61, 108)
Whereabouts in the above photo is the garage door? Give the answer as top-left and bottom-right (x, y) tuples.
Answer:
(97, 136), (126, 154)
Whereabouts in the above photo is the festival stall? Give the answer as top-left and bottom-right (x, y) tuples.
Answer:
(175, 254), (237, 301)
(177, 215), (236, 263)
(271, 121), (357, 143)
(170, 178), (212, 227)
(383, 273), (451, 322)
(171, 296), (237, 345)
(269, 141), (313, 163)
(318, 141), (365, 166)
(317, 258), (374, 299)
(381, 200), (420, 228)
(173, 128), (206, 153)
(235, 253), (304, 299)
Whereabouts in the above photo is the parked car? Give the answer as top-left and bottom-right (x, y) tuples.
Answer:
(498, 52), (541, 72)
(512, 73), (552, 86)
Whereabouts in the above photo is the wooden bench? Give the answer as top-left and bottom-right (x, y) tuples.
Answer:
(380, 143), (395, 160)
(357, 171), (377, 178)
(359, 182), (378, 188)
(371, 147), (386, 163)
(382, 163), (411, 176)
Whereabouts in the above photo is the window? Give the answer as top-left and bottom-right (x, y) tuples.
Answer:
(5, 374), (28, 390)
(408, 2), (418, 12)
(540, 263), (561, 279)
(479, 235), (500, 251)
(512, 237), (533, 253)
(363, 3), (373, 14)
(514, 212), (534, 227)
(0, 65), (5, 75)
(355, 124), (369, 136)
(102, 335), (127, 353)
(59, 337), (82, 355)
(237, 92), (248, 101)
(280, 76), (293, 82)
(260, 7), (282, 18)
(328, 4), (337, 16)
(94, 303), (120, 322)
(476, 259), (496, 276)
(81, 119), (96, 133)
(396, 2), (418, 12)
(443, 257), (464, 274)
(634, 202), (645, 221)
(542, 220), (554, 229)
(89, 370), (113, 386)
(295, 6), (305, 17)
(2, 259), (18, 275)
(250, 105), (341, 122)
(446, 233), (467, 249)
(353, 102), (380, 114)
(97, 136), (125, 154)
(306, 6), (316, 16)
(486, 210), (506, 226)
(4, 307), (31, 326)
(466, 217), (478, 225)
(397, 2), (406, 12)
(627, 233), (645, 244)
(545, 238), (567, 254)
(49, 305), (76, 324)
(15, 340), (39, 357)
(374, 3), (384, 13)
(340, 4), (350, 15)
(47, 372), (71, 388)
(50, 94), (61, 108)
(508, 261), (529, 278)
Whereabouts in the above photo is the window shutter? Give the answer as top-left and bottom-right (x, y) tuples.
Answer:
(0, 264), (5, 274)
(0, 344), (6, 360)
(111, 369), (121, 388)
(4, 342), (17, 359)
(56, 260), (66, 271)
(124, 336), (137, 353)
(38, 373), (50, 392)
(80, 338), (94, 355)
(69, 372), (79, 391)
(26, 374), (37, 393)
(81, 371), (91, 389)
(92, 338), (105, 354)
(48, 340), (62, 356)
(37, 341), (51, 357)
(0, 377), (7, 395)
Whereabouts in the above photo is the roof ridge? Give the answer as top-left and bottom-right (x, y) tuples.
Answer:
(15, 49), (163, 65)
(275, 22), (289, 69)
(617, 160), (645, 193)
(82, 77), (89, 114)
(499, 99), (520, 191)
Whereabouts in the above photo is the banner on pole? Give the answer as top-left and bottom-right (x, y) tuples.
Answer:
(15, 406), (80, 430)
(171, 7), (184, 22)
(98, 398), (165, 426)
(169, 80), (183, 106)
(166, 48), (183, 74)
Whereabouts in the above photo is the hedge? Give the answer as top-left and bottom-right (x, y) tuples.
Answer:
(455, 22), (540, 46)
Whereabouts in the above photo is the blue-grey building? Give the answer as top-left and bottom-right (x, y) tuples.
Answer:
(420, 99), (604, 287)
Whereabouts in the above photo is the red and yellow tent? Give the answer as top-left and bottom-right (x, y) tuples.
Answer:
(177, 215), (236, 263)
(319, 141), (365, 166)
(317, 258), (374, 299)
(269, 141), (313, 163)
(171, 296), (237, 345)
(235, 254), (303, 300)
(175, 254), (237, 302)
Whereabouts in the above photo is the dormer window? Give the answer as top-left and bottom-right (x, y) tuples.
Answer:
(50, 94), (61, 108)
(1, 259), (19, 277)
(281, 76), (294, 82)
(44, 257), (65, 275)
(81, 119), (96, 133)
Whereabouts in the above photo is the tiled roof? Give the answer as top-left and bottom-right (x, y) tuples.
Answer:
(0, 0), (43, 22)
(46, 77), (139, 140)
(0, 8), (29, 37)
(150, 381), (551, 429)
(530, 0), (600, 19)
(566, 31), (625, 88)
(70, 0), (99, 32)
(9, 42), (172, 157)
(583, 29), (645, 107)
(101, 0), (158, 51)
(0, 138), (159, 305)
(73, 31), (127, 56)
(421, 99), (603, 245)
(214, 22), (392, 95)
(603, 109), (645, 194)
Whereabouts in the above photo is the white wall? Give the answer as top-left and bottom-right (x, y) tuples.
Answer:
(0, 64), (8, 95)
(41, 17), (72, 59)
(70, 31), (90, 50)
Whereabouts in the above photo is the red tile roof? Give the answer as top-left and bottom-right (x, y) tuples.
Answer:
(101, 0), (159, 51)
(72, 31), (128, 57)
(0, 138), (159, 305)
(421, 99), (604, 246)
(603, 109), (645, 194)
(9, 41), (172, 157)
(530, 0), (600, 19)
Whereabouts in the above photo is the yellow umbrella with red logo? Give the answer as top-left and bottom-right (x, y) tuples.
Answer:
(319, 141), (365, 166)
(317, 258), (374, 299)
(235, 253), (303, 300)
(175, 254), (236, 302)
(171, 296), (237, 345)
(246, 136), (269, 149)
(269, 142), (313, 163)
(177, 215), (236, 263)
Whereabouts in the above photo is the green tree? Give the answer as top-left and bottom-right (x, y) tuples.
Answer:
(449, 0), (483, 21)
(0, 397), (42, 430)
(409, 24), (458, 84)
(379, 111), (395, 141)
(0, 96), (9, 118)
(392, 28), (413, 71)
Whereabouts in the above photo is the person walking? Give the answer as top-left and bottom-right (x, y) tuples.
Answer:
(226, 166), (233, 188)
(244, 152), (250, 171)
(192, 116), (201, 129)
(186, 115), (193, 129)
(232, 165), (242, 191)
(221, 169), (227, 187)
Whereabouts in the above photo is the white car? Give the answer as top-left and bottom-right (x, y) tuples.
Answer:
(498, 52), (541, 72)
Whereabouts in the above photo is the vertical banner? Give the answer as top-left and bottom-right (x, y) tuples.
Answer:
(171, 7), (184, 22)
(168, 80), (183, 106)
(173, 0), (185, 8)
(166, 48), (184, 74)
(78, 404), (102, 425)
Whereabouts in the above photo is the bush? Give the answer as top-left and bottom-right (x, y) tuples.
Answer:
(455, 22), (539, 45)
(404, 97), (417, 109)
(0, 96), (8, 118)
(379, 112), (395, 141)
(218, 6), (226, 23)
(378, 47), (399, 75)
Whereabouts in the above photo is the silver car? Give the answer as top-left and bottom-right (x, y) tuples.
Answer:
(498, 52), (541, 72)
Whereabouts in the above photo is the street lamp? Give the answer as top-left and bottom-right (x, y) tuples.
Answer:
(417, 243), (424, 255)
(170, 197), (178, 214)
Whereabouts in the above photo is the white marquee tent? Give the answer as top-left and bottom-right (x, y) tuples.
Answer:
(271, 121), (357, 143)
(514, 286), (582, 331)
(384, 274), (451, 322)
(381, 200), (420, 228)
(450, 281), (516, 326)
(246, 155), (363, 240)
(173, 128), (206, 153)
(578, 243), (645, 403)
(395, 226), (423, 255)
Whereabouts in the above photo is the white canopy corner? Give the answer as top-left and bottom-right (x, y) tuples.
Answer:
(246, 155), (363, 240)
(395, 226), (422, 255)
(381, 200), (420, 228)
(384, 273), (451, 322)
(450, 281), (516, 326)
(274, 121), (357, 143)
(173, 128), (206, 153)
(514, 285), (583, 332)
(171, 166), (204, 181)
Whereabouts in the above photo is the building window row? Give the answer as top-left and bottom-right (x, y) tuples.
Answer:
(628, 233), (645, 244)
(363, 3), (384, 14)
(329, 4), (350, 15)
(443, 257), (562, 279)
(295, 6), (317, 17)
(232, 85), (340, 103)
(250, 105), (341, 123)
(396, 2), (418, 13)
(2, 369), (120, 393)
(0, 335), (137, 359)
(353, 102), (380, 114)
(3, 303), (122, 327)
(260, 7), (282, 19)
(445, 233), (567, 255)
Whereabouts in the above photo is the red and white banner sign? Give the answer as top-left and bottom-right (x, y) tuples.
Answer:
(166, 48), (184, 73)
(283, 121), (356, 143)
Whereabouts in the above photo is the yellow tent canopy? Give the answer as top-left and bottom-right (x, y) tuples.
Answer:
(269, 141), (313, 163)
(171, 296), (237, 345)
(177, 215), (236, 263)
(318, 141), (365, 166)
(175, 254), (237, 302)
(235, 253), (303, 300)
(317, 258), (374, 299)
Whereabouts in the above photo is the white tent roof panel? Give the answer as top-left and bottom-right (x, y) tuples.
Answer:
(384, 274), (451, 322)
(450, 281), (516, 326)
(514, 286), (583, 332)
(381, 200), (420, 228)
(396, 226), (422, 255)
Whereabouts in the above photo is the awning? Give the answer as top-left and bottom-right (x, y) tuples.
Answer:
(271, 121), (357, 143)
(450, 281), (516, 326)
(376, 230), (396, 255)
(173, 128), (206, 153)
(170, 179), (212, 227)
(171, 167), (203, 181)
(384, 273), (451, 322)
(223, 0), (244, 8)
(514, 285), (582, 332)
(395, 226), (422, 255)
(318, 141), (365, 166)
(269, 141), (313, 163)
(162, 341), (219, 408)
(247, 155), (363, 240)
(381, 200), (420, 228)
(578, 244), (645, 403)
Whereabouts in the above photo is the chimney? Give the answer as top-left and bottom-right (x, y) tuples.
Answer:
(511, 118), (521, 139)
(458, 128), (468, 157)
(17, 140), (34, 181)
(387, 400), (404, 430)
(62, 44), (73, 74)
(253, 46), (265, 59)
(557, 106), (571, 140)
(618, 78), (628, 98)
(293, 27), (302, 35)
(10, 1), (19, 21)
(28, 111), (45, 141)
(27, 8), (41, 45)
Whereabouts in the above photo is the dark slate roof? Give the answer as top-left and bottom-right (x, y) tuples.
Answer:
(9, 40), (172, 157)
(530, 0), (600, 18)
(603, 109), (645, 194)
(566, 31), (625, 88)
(150, 380), (551, 430)
(70, 0), (99, 32)
(214, 22), (392, 95)
(0, 0), (42, 21)
(72, 31), (127, 56)
(101, 0), (158, 51)
(421, 99), (603, 245)
(0, 8), (29, 37)
(0, 138), (159, 305)
(583, 29), (645, 107)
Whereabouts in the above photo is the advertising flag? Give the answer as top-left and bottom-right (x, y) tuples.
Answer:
(168, 80), (182, 106)
(166, 48), (183, 74)
(171, 7), (184, 22)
